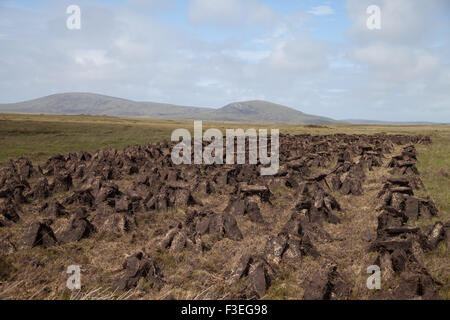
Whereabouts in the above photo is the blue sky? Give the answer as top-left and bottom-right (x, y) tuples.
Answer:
(0, 0), (449, 121)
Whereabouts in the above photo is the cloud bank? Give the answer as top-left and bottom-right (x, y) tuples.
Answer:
(0, 0), (448, 122)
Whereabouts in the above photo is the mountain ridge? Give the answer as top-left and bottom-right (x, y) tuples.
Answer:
(0, 92), (335, 124)
(0, 92), (444, 125)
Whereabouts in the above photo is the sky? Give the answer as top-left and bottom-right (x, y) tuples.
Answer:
(0, 0), (449, 122)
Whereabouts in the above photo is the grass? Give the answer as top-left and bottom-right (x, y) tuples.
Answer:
(415, 137), (450, 214)
(0, 256), (16, 281)
(0, 114), (179, 164)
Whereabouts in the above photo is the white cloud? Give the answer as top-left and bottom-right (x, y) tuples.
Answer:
(266, 36), (327, 72)
(347, 0), (450, 45)
(353, 44), (439, 81)
(338, 0), (450, 121)
(73, 50), (112, 67)
(221, 49), (271, 63)
(187, 0), (278, 26)
(307, 5), (334, 16)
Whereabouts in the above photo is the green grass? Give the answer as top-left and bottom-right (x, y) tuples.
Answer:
(416, 135), (450, 213)
(0, 114), (179, 164)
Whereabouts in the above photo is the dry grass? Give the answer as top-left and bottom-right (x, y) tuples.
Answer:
(0, 113), (448, 299)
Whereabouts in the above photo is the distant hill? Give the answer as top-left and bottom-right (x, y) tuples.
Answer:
(0, 92), (336, 124)
(0, 92), (213, 118)
(0, 92), (443, 125)
(199, 101), (336, 124)
(342, 119), (441, 125)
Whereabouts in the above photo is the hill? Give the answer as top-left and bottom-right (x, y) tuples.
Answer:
(0, 92), (336, 124)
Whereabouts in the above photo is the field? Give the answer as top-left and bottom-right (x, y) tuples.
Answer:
(0, 113), (448, 299)
(1, 113), (448, 213)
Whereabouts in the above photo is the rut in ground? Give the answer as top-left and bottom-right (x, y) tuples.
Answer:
(315, 150), (397, 298)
